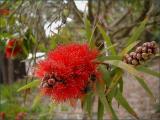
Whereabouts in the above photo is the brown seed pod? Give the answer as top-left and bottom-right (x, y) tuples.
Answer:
(123, 59), (128, 63)
(129, 52), (136, 58)
(124, 54), (130, 59)
(142, 53), (148, 60)
(142, 42), (148, 47)
(151, 41), (156, 47)
(136, 46), (142, 53)
(131, 59), (138, 65)
(42, 82), (49, 88)
(142, 47), (147, 53)
(147, 48), (152, 54)
(48, 78), (56, 86)
(127, 57), (132, 63)
(136, 53), (142, 60)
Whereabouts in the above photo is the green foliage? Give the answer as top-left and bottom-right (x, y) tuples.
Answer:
(17, 80), (40, 92)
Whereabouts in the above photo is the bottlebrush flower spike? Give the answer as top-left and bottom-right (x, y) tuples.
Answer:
(5, 39), (22, 58)
(35, 43), (99, 102)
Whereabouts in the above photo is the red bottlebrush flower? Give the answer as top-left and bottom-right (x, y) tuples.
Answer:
(35, 43), (99, 102)
(0, 112), (5, 120)
(0, 9), (10, 16)
(5, 39), (21, 58)
(15, 112), (26, 120)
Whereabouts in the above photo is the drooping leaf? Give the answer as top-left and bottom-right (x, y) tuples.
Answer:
(119, 41), (140, 56)
(105, 60), (154, 98)
(83, 92), (93, 117)
(115, 90), (139, 119)
(125, 18), (147, 46)
(97, 98), (104, 120)
(97, 25), (116, 55)
(104, 60), (144, 79)
(135, 77), (154, 98)
(136, 66), (160, 78)
(85, 18), (92, 43)
(96, 81), (118, 120)
(17, 80), (40, 92)
(99, 65), (111, 86)
(106, 69), (123, 94)
(97, 56), (122, 62)
(32, 93), (42, 109)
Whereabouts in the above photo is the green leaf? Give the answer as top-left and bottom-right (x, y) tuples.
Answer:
(50, 36), (57, 50)
(99, 65), (111, 86)
(97, 98), (104, 120)
(97, 56), (122, 62)
(104, 60), (144, 79)
(96, 82), (118, 120)
(85, 18), (92, 43)
(115, 90), (139, 119)
(32, 93), (42, 109)
(83, 92), (93, 117)
(136, 66), (160, 78)
(17, 80), (40, 92)
(125, 18), (147, 46)
(135, 77), (154, 98)
(104, 60), (154, 99)
(106, 69), (123, 94)
(97, 25), (116, 55)
(119, 41), (140, 56)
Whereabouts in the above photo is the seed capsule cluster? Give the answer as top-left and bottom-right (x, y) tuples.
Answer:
(123, 41), (157, 66)
(40, 74), (65, 88)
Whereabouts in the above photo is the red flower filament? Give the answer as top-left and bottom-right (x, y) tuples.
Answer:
(5, 39), (21, 58)
(35, 43), (99, 102)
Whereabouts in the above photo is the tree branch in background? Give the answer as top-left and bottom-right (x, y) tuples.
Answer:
(68, 0), (83, 23)
(88, 0), (94, 22)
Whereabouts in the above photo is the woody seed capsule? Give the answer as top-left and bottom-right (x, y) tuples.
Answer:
(136, 47), (142, 53)
(42, 82), (49, 88)
(143, 43), (148, 47)
(48, 78), (56, 86)
(142, 47), (147, 53)
(142, 53), (148, 60)
(127, 57), (132, 63)
(124, 54), (130, 59)
(136, 53), (142, 60)
(131, 59), (138, 65)
(147, 49), (152, 54)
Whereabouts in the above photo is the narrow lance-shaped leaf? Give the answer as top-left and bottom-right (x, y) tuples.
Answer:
(135, 77), (154, 99)
(106, 69), (123, 95)
(104, 60), (144, 79)
(136, 66), (160, 78)
(32, 93), (42, 109)
(17, 80), (40, 92)
(84, 18), (92, 44)
(96, 81), (118, 120)
(97, 56), (122, 62)
(97, 98), (104, 120)
(119, 41), (140, 56)
(125, 18), (147, 46)
(105, 60), (154, 99)
(83, 92), (93, 117)
(115, 90), (139, 119)
(97, 24), (116, 55)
